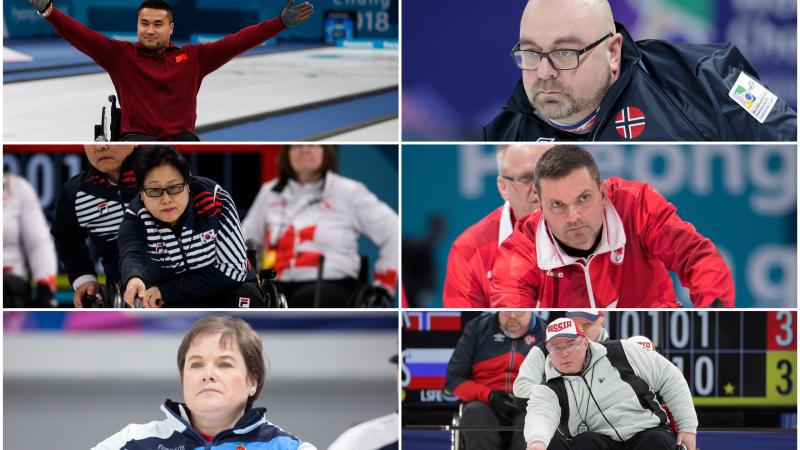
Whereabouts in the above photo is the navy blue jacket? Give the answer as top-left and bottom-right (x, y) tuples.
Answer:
(118, 176), (254, 307)
(445, 313), (546, 403)
(50, 149), (140, 288)
(93, 400), (315, 450)
(483, 23), (797, 141)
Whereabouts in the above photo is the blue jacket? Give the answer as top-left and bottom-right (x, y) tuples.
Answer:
(50, 148), (140, 288)
(118, 176), (255, 307)
(483, 23), (797, 141)
(93, 400), (315, 450)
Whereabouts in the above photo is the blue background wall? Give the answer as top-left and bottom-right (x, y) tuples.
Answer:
(4, 0), (398, 41)
(402, 144), (796, 308)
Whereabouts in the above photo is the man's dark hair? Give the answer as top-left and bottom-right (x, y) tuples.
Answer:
(534, 145), (603, 196)
(134, 145), (191, 188)
(139, 0), (174, 21)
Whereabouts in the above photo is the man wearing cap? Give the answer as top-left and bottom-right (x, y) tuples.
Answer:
(444, 144), (549, 307)
(445, 312), (546, 450)
(524, 318), (697, 450)
(514, 311), (608, 399)
(490, 144), (735, 308)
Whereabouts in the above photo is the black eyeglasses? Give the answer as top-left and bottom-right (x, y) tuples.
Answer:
(141, 182), (187, 198)
(511, 33), (613, 71)
(501, 173), (535, 187)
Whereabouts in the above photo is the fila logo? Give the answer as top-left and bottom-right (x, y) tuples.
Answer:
(98, 202), (108, 214)
(238, 297), (251, 308)
(546, 270), (564, 278)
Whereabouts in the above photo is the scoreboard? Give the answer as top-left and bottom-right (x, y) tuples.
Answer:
(402, 311), (797, 409)
(606, 311), (796, 406)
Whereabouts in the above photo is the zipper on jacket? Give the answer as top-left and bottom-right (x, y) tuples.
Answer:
(506, 338), (517, 392)
(579, 256), (597, 308)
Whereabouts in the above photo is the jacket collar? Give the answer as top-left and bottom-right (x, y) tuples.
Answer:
(162, 400), (269, 441)
(502, 22), (641, 131)
(535, 197), (626, 270)
(544, 340), (607, 381)
(497, 202), (514, 247)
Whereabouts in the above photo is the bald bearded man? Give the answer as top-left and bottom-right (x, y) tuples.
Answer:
(484, 0), (795, 141)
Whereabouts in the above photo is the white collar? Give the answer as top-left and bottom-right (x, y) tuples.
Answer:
(535, 199), (627, 270)
(497, 202), (514, 247)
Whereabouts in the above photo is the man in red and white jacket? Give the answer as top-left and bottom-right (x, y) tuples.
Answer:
(490, 145), (734, 308)
(444, 145), (550, 307)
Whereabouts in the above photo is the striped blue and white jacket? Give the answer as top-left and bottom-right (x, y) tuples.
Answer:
(93, 400), (316, 450)
(51, 149), (140, 290)
(118, 176), (253, 306)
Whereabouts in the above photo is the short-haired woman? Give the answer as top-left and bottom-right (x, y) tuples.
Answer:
(93, 315), (315, 449)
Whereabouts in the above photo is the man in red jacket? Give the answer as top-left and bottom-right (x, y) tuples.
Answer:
(25, 0), (313, 140)
(443, 144), (550, 307)
(490, 145), (734, 308)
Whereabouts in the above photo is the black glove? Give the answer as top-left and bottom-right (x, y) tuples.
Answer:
(34, 283), (56, 308)
(26, 0), (51, 14)
(280, 0), (314, 27)
(488, 390), (520, 421)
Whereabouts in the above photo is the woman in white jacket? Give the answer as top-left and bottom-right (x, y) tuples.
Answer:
(241, 145), (398, 307)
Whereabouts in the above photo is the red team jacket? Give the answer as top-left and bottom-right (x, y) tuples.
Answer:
(490, 178), (734, 308)
(47, 7), (286, 138)
(443, 203), (515, 308)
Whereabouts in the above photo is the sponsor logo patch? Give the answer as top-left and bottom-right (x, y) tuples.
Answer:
(728, 71), (777, 123)
(238, 297), (251, 308)
(610, 247), (624, 265)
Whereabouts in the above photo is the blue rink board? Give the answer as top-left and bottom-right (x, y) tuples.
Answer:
(401, 431), (797, 450)
(199, 89), (398, 141)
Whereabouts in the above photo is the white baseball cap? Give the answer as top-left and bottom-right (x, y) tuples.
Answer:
(546, 317), (586, 342)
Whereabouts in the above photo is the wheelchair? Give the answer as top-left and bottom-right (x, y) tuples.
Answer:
(451, 403), (465, 450)
(450, 397), (528, 450)
(306, 255), (394, 308)
(94, 95), (122, 142)
(93, 95), (200, 141)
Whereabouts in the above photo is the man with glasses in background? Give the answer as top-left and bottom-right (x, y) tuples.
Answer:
(444, 144), (549, 307)
(51, 144), (139, 307)
(524, 317), (697, 450)
(483, 0), (796, 141)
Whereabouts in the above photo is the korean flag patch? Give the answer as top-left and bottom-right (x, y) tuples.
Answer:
(200, 229), (216, 244)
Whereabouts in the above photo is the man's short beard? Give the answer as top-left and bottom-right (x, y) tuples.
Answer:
(530, 69), (614, 122)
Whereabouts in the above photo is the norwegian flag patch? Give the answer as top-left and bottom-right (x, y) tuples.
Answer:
(615, 106), (646, 139)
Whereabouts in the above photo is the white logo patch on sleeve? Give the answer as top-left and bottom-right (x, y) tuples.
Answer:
(728, 71), (778, 123)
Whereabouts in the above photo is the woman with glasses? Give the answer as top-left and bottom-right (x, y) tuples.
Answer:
(118, 146), (264, 308)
